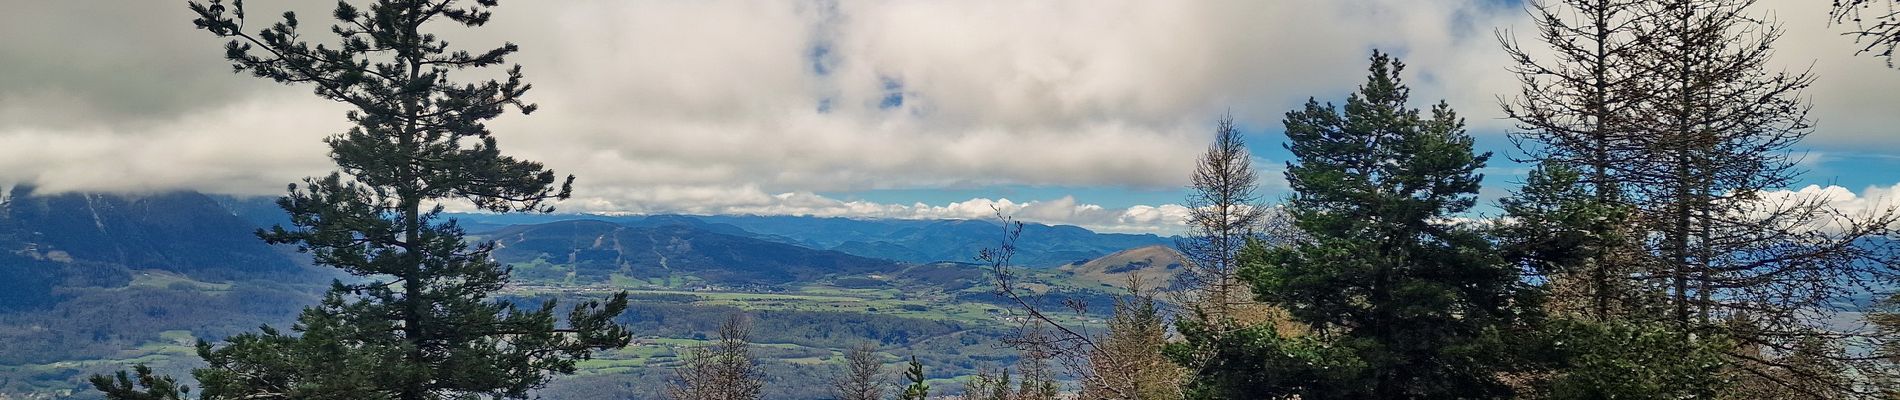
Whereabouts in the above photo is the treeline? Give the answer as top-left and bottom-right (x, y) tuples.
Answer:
(953, 0), (1900, 399)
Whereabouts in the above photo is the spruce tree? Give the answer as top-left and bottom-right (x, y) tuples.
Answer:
(89, 365), (188, 400)
(95, 1), (633, 399)
(1240, 51), (1532, 398)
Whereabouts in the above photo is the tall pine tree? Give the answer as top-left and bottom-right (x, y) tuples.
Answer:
(94, 1), (632, 399)
(1239, 51), (1533, 398)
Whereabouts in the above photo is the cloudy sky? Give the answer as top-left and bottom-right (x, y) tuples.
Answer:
(2, 0), (1898, 235)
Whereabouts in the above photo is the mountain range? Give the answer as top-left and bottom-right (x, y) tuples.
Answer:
(484, 220), (898, 285)
(0, 190), (1178, 305)
(452, 213), (1177, 267)
(2, 186), (297, 275)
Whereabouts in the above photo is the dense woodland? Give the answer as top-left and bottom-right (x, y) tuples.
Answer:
(49, 0), (1900, 399)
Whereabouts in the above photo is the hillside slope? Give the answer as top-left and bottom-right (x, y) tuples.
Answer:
(485, 220), (902, 286)
(1060, 245), (1187, 291)
(1, 187), (297, 276)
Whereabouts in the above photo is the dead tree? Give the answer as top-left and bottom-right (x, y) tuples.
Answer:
(1177, 115), (1271, 327)
(1832, 0), (1900, 65)
(667, 314), (764, 400)
(1499, 0), (1662, 320)
(1622, 0), (1900, 396)
(831, 343), (885, 400)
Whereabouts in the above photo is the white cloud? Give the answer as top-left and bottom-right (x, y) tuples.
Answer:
(1753, 183), (1900, 224)
(540, 187), (1192, 235)
(0, 95), (340, 195)
(0, 0), (1895, 217)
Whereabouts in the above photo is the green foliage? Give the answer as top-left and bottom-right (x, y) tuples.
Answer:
(900, 356), (929, 400)
(187, 322), (386, 399)
(1164, 318), (1362, 400)
(1497, 163), (1619, 277)
(1527, 318), (1729, 399)
(1220, 51), (1535, 398)
(1496, 163), (1661, 320)
(89, 364), (188, 400)
(1083, 284), (1183, 400)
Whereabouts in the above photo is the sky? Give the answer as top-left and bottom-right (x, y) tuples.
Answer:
(2, 0), (1899, 235)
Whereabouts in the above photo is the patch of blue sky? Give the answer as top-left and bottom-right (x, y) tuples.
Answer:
(878, 77), (905, 109)
(1792, 150), (1900, 190)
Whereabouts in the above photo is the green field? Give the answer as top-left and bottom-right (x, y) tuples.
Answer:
(1, 263), (1124, 399)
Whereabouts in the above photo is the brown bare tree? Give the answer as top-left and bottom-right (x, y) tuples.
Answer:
(1499, 0), (1661, 320)
(1177, 115), (1271, 326)
(1620, 0), (1900, 396)
(831, 342), (885, 400)
(1832, 0), (1900, 65)
(978, 115), (1284, 398)
(982, 214), (1181, 399)
(667, 314), (764, 400)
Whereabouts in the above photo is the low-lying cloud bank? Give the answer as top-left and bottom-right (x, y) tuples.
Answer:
(529, 182), (1900, 236)
(544, 188), (1193, 236)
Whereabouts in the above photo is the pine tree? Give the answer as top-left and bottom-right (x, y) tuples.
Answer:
(667, 314), (764, 400)
(89, 365), (188, 400)
(1495, 163), (1734, 397)
(1495, 163), (1643, 317)
(1165, 271), (1362, 399)
(1529, 318), (1730, 398)
(96, 1), (631, 399)
(1081, 281), (1183, 400)
(898, 356), (930, 400)
(1239, 51), (1533, 398)
(831, 342), (884, 400)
